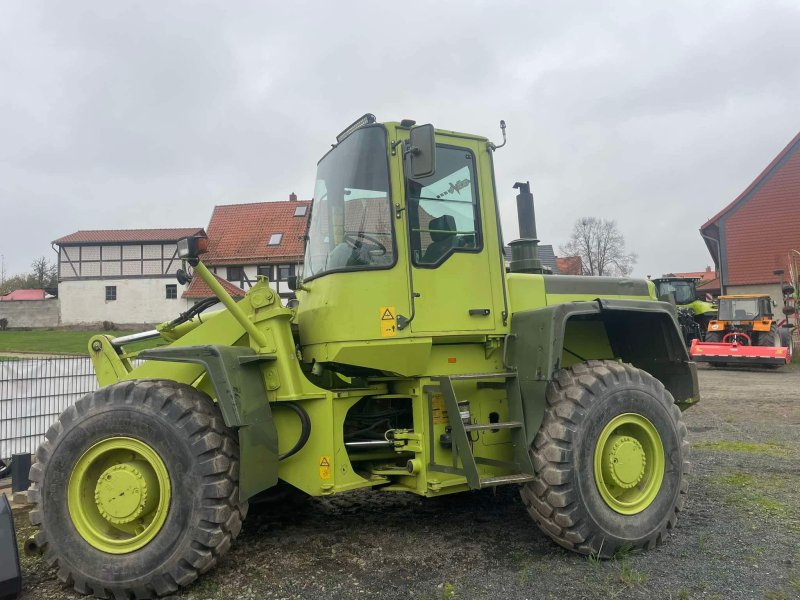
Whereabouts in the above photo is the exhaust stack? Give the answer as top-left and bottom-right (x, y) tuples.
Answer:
(508, 181), (544, 274)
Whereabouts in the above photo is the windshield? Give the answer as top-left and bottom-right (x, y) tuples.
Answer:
(656, 281), (694, 305)
(303, 126), (393, 280)
(719, 298), (760, 321)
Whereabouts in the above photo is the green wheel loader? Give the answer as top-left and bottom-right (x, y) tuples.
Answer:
(28, 115), (699, 598)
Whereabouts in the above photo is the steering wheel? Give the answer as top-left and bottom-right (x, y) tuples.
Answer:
(344, 232), (387, 256)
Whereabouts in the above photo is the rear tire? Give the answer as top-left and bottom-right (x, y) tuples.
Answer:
(520, 360), (689, 558)
(757, 325), (779, 347)
(28, 380), (247, 598)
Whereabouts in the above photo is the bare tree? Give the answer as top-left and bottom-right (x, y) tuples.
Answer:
(560, 217), (637, 276)
(30, 256), (58, 288)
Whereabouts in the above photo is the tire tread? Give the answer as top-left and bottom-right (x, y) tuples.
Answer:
(28, 379), (247, 599)
(520, 360), (690, 558)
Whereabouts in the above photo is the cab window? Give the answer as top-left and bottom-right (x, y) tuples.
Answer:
(407, 146), (481, 266)
(303, 126), (394, 280)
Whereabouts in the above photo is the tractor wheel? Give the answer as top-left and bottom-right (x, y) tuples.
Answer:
(520, 360), (689, 558)
(756, 325), (779, 347)
(28, 380), (247, 599)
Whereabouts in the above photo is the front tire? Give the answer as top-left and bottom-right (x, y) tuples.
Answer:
(520, 360), (689, 558)
(28, 380), (247, 598)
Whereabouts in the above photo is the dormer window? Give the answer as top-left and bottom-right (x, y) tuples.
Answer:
(268, 233), (283, 246)
(294, 205), (307, 217)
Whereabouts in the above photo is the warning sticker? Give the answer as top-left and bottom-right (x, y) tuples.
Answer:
(430, 393), (449, 425)
(379, 306), (397, 337)
(319, 456), (332, 480)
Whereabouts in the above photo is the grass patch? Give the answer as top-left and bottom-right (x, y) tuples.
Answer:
(617, 561), (646, 586)
(694, 440), (789, 457)
(0, 329), (162, 355)
(711, 471), (798, 527)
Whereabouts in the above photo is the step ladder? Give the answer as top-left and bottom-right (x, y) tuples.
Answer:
(430, 372), (535, 489)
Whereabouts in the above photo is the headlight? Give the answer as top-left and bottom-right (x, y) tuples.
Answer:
(177, 238), (191, 258)
(176, 236), (208, 260)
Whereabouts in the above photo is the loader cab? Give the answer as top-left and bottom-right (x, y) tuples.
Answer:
(294, 117), (507, 373)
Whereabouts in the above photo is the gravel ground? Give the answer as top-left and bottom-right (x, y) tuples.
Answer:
(13, 366), (800, 600)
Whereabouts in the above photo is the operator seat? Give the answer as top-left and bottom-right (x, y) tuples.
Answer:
(422, 214), (457, 264)
(734, 309), (749, 320)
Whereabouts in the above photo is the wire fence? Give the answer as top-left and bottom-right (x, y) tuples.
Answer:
(0, 356), (98, 460)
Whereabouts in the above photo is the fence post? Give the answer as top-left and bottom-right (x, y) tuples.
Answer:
(11, 453), (31, 493)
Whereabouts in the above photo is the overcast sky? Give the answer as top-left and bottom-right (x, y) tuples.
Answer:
(1, 0), (799, 278)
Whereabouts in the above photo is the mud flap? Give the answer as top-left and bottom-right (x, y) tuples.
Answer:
(0, 495), (21, 599)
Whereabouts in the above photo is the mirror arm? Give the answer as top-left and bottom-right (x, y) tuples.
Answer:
(488, 119), (507, 151)
(403, 140), (421, 158)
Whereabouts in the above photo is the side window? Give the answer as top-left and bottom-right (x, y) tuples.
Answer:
(408, 146), (481, 266)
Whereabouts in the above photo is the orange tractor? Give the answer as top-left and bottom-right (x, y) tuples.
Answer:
(690, 294), (793, 367)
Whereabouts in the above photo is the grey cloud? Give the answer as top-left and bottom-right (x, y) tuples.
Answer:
(0, 0), (798, 277)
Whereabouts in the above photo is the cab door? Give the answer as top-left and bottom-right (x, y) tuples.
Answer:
(407, 143), (499, 333)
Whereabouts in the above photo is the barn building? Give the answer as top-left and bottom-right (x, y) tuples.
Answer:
(53, 228), (205, 325)
(700, 131), (800, 302)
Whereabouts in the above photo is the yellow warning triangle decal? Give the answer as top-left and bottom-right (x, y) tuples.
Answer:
(320, 457), (330, 467)
(381, 309), (394, 320)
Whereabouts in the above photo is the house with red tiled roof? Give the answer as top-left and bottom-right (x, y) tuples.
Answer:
(555, 256), (583, 276)
(53, 227), (205, 325)
(201, 194), (311, 299)
(700, 131), (800, 302)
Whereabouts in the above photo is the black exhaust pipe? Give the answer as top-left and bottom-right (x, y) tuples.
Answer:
(508, 181), (544, 274)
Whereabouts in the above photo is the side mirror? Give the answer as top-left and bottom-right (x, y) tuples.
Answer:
(287, 275), (298, 291)
(408, 124), (436, 179)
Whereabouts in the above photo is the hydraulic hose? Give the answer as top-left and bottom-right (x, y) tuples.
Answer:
(277, 402), (311, 461)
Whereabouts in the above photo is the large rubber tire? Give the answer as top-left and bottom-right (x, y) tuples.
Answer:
(520, 360), (689, 558)
(756, 325), (779, 347)
(28, 380), (247, 598)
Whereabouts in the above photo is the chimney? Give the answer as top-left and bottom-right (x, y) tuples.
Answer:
(289, 192), (298, 202)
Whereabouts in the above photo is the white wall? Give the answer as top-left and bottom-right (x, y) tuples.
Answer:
(726, 283), (783, 302)
(60, 279), (189, 325)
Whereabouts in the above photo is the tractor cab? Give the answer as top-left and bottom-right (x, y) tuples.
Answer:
(716, 295), (773, 323)
(653, 277), (699, 306)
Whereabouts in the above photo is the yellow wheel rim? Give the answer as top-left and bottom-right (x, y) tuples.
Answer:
(593, 413), (664, 515)
(67, 437), (171, 554)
